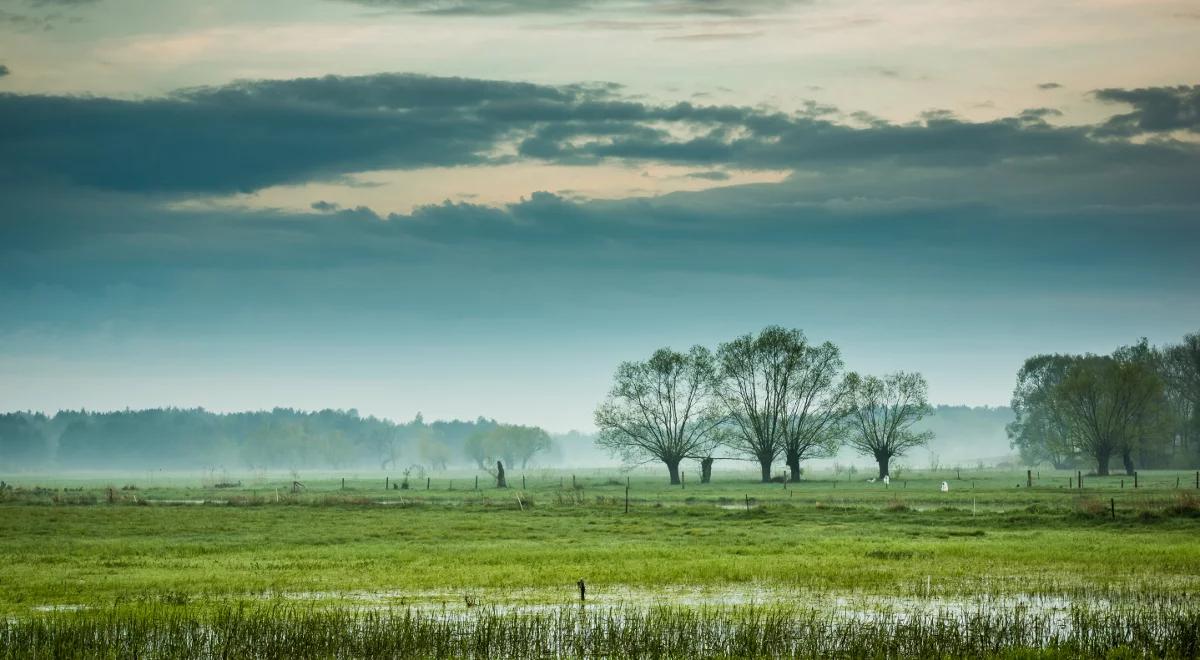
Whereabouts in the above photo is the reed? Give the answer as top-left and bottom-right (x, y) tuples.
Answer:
(2, 602), (1198, 658)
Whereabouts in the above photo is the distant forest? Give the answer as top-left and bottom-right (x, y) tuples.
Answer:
(0, 409), (496, 472)
(0, 405), (1015, 472)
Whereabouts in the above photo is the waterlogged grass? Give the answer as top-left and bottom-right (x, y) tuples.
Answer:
(0, 469), (1197, 656)
(0, 494), (1197, 609)
(3, 602), (1199, 658)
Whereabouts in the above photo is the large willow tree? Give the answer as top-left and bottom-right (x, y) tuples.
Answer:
(1054, 353), (1165, 475)
(1008, 354), (1079, 469)
(779, 340), (854, 482)
(594, 346), (726, 484)
(716, 326), (807, 482)
(845, 371), (934, 479)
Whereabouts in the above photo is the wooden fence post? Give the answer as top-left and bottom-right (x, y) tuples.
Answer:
(1027, 470), (1032, 488)
(1134, 471), (1138, 488)
(1110, 498), (1115, 519)
(385, 476), (388, 490)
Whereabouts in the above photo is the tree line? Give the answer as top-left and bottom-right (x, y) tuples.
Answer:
(1008, 332), (1200, 474)
(594, 326), (934, 483)
(0, 408), (555, 472)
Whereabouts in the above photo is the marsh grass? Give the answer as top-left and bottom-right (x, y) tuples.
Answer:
(3, 469), (1199, 656)
(2, 602), (1198, 659)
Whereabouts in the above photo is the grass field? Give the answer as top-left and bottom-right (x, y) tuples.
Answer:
(2, 468), (1199, 656)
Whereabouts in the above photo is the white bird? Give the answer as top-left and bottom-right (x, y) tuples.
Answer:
(882, 475), (890, 486)
(940, 481), (949, 492)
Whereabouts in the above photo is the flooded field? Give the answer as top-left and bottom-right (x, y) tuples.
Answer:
(2, 471), (1197, 657)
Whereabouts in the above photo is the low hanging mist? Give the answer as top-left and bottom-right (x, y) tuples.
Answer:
(0, 405), (1013, 474)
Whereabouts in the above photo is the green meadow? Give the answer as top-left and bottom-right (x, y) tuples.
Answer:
(2, 469), (1199, 657)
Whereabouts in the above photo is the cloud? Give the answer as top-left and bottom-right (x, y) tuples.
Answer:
(1093, 85), (1200, 135)
(2, 72), (1198, 204)
(341, 0), (802, 17)
(3, 183), (1197, 347)
(311, 200), (341, 212)
(0, 65), (9, 78)
(657, 30), (764, 41)
(685, 170), (730, 180)
(1037, 82), (1062, 90)
(0, 74), (592, 193)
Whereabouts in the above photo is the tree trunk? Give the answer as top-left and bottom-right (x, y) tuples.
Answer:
(1121, 449), (1135, 476)
(787, 456), (801, 483)
(1096, 451), (1111, 476)
(875, 453), (890, 479)
(759, 460), (772, 483)
(700, 457), (713, 484)
(496, 461), (507, 488)
(666, 459), (681, 485)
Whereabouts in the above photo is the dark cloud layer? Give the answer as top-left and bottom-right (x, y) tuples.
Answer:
(0, 65), (9, 78)
(1094, 85), (1200, 135)
(1, 72), (1197, 376)
(0, 74), (586, 193)
(3, 73), (1198, 197)
(3, 182), (1197, 346)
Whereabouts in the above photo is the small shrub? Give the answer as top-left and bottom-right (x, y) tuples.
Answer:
(1075, 497), (1108, 517)
(885, 498), (910, 512)
(1165, 493), (1200, 518)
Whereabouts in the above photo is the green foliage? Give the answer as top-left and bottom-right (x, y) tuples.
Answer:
(1053, 352), (1166, 476)
(595, 346), (726, 483)
(464, 424), (552, 469)
(1010, 331), (1200, 473)
(1008, 354), (1080, 469)
(844, 372), (934, 478)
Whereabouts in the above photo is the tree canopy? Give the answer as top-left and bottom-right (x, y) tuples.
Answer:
(594, 346), (726, 484)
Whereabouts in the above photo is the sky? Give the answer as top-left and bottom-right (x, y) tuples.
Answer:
(1, 0), (1198, 431)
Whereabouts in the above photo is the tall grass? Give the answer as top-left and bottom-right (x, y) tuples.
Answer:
(2, 603), (1198, 658)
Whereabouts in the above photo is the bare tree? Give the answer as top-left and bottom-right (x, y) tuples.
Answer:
(595, 346), (725, 484)
(845, 372), (934, 479)
(717, 326), (807, 482)
(780, 341), (853, 481)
